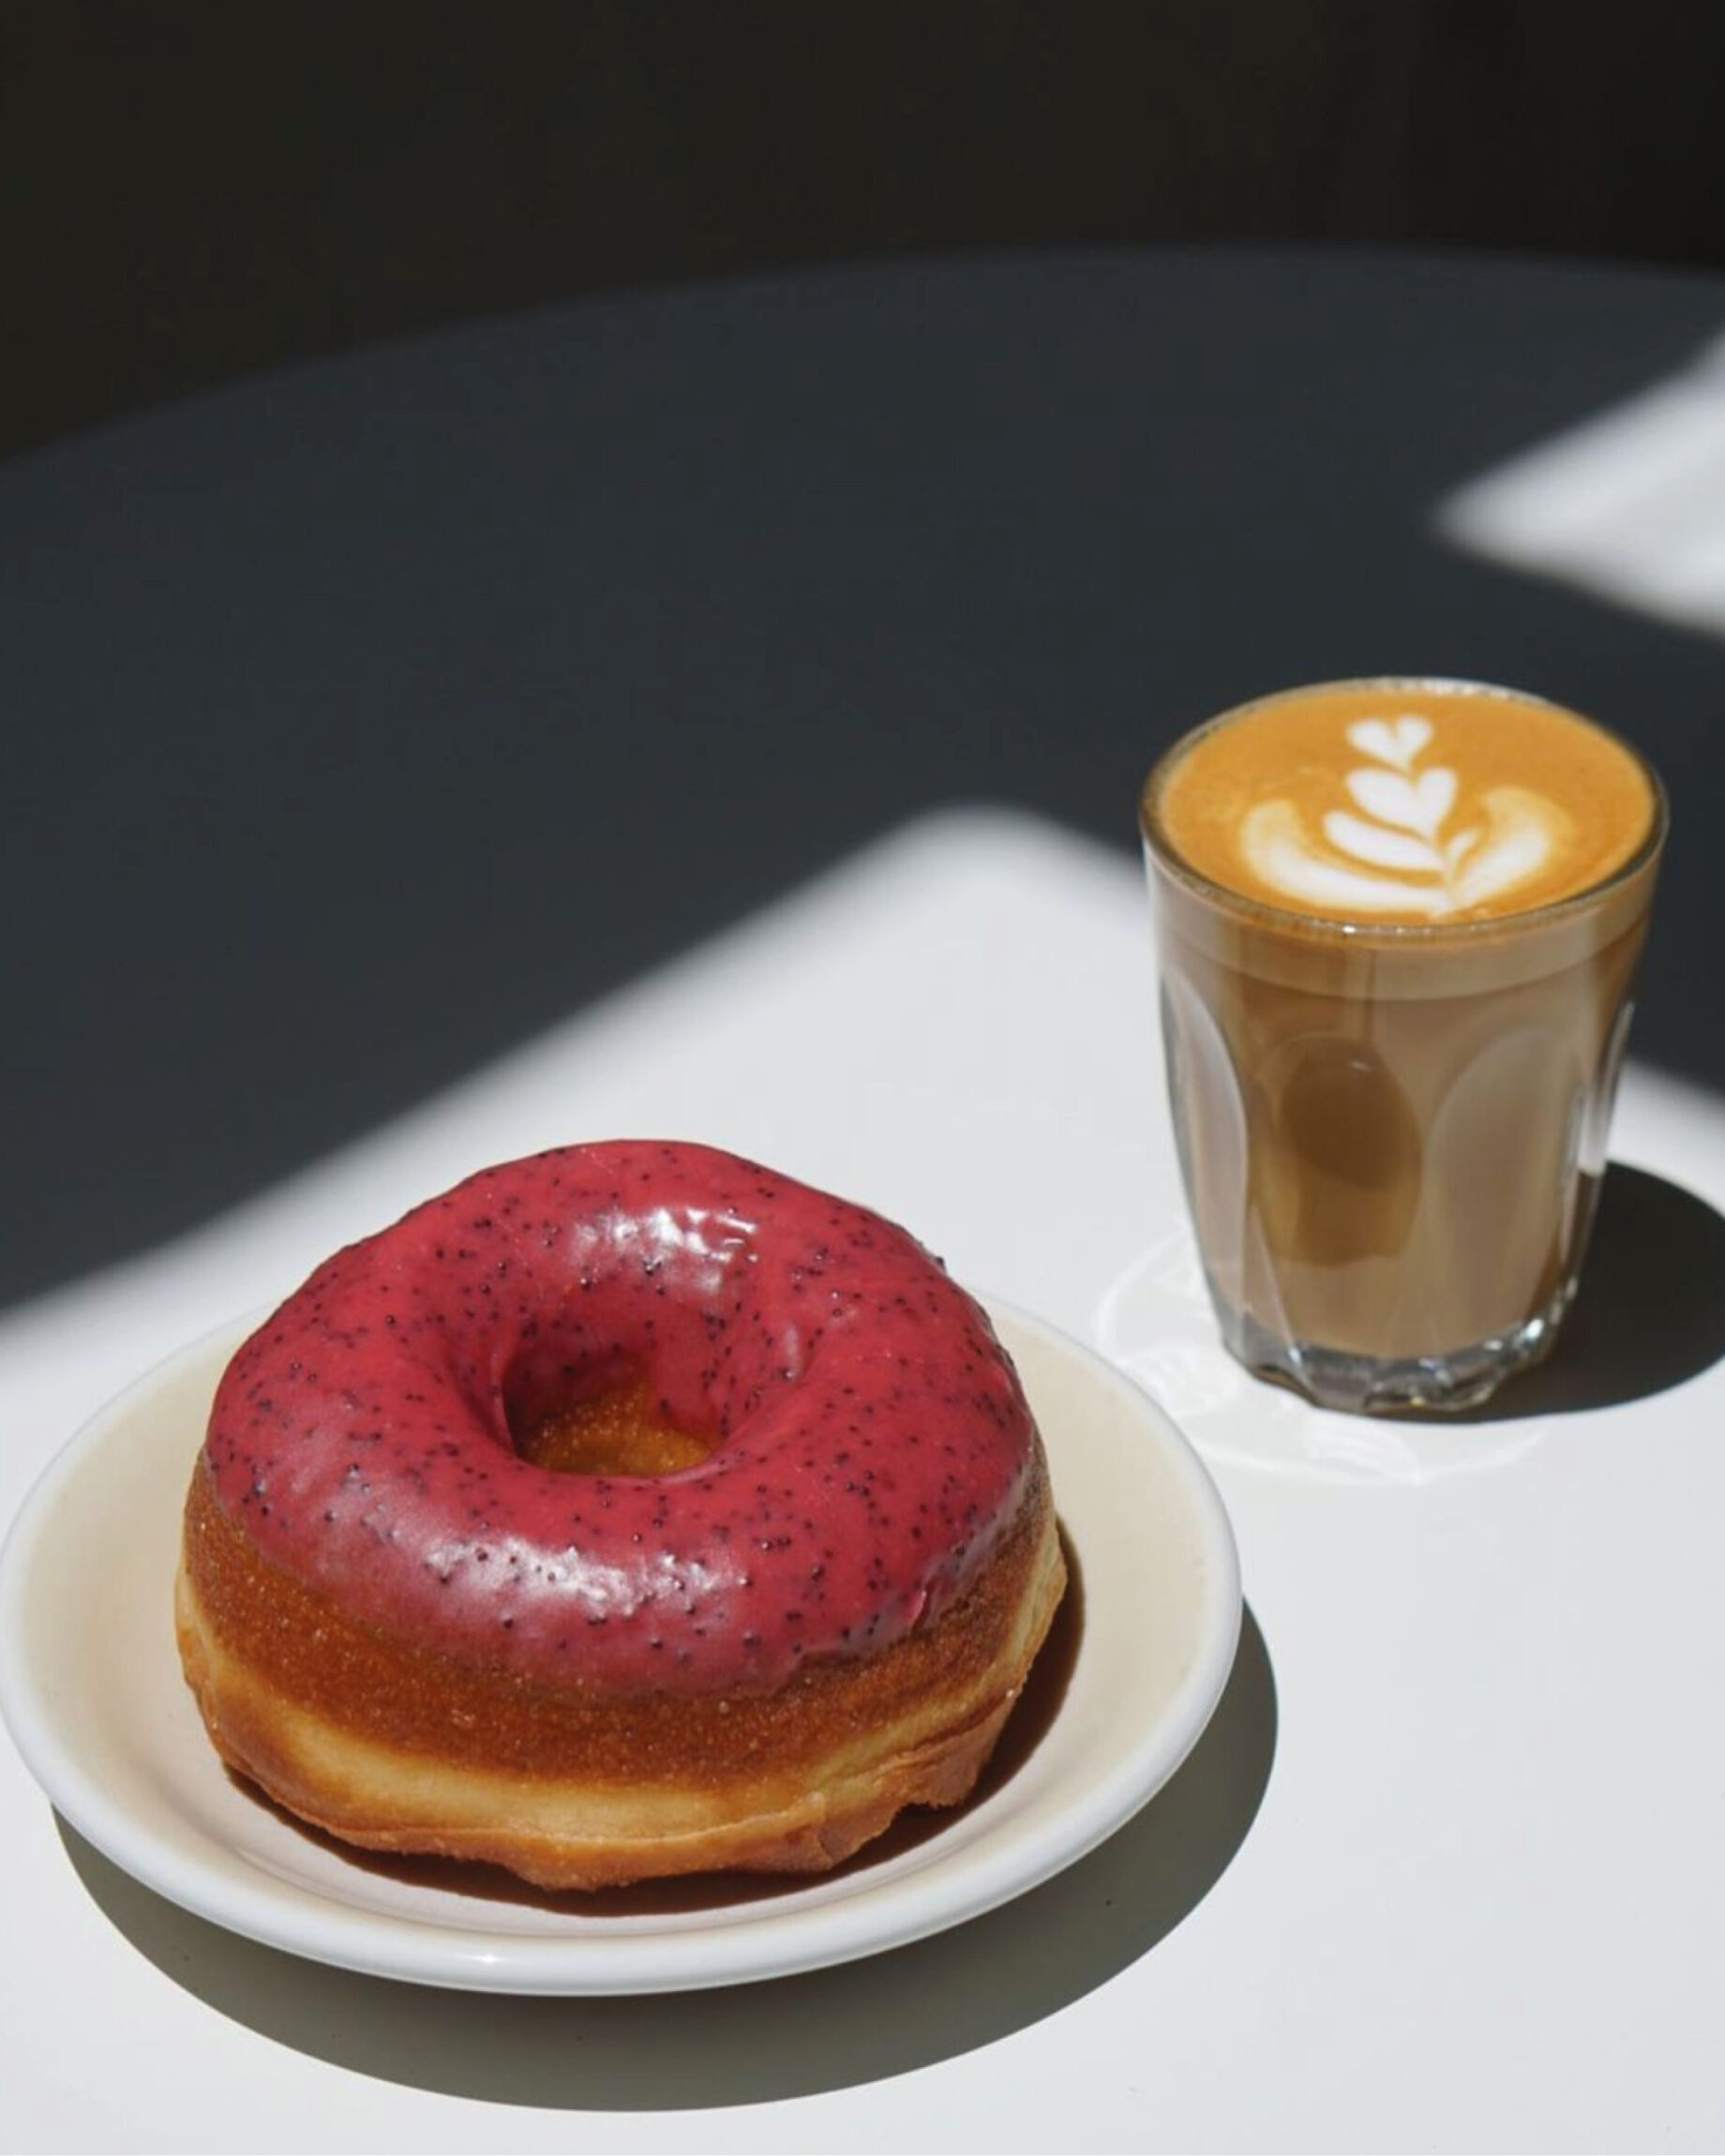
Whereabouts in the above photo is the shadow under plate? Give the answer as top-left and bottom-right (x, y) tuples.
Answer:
(58, 1604), (1276, 2111)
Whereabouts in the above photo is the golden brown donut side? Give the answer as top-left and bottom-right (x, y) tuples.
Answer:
(176, 1453), (1066, 1889)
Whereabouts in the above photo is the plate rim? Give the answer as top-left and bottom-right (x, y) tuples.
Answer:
(0, 1296), (1241, 1995)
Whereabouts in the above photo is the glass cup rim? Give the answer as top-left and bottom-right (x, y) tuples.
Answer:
(1139, 674), (1669, 943)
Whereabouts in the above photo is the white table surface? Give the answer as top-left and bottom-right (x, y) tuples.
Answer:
(3, 808), (1720, 2155)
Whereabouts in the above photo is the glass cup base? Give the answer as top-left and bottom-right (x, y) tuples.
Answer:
(1214, 1298), (1568, 1415)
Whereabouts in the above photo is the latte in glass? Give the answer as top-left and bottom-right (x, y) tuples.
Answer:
(1141, 678), (1665, 1414)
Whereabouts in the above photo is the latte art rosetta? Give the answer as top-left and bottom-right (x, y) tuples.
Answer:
(1148, 679), (1658, 929)
(1239, 715), (1567, 918)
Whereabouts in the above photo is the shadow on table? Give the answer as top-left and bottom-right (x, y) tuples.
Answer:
(58, 1605), (1275, 2110)
(1443, 1162), (1725, 1421)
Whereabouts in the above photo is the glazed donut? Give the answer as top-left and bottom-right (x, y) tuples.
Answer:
(175, 1141), (1066, 1889)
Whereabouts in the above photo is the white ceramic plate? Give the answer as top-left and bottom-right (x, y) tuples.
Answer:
(0, 1299), (1239, 1996)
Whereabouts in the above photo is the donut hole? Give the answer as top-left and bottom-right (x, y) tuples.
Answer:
(506, 1374), (716, 1477)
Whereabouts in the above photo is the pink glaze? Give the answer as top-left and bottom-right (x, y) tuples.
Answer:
(202, 1142), (1041, 1696)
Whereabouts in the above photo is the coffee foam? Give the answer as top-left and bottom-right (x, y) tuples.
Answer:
(1149, 681), (1658, 924)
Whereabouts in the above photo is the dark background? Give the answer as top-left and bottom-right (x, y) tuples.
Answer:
(10, 2), (1725, 460)
(6, 4), (1725, 1309)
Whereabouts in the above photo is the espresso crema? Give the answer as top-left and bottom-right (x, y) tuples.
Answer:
(1149, 680), (1658, 925)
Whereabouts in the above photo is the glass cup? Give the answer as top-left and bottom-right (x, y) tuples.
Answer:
(1140, 678), (1667, 1415)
